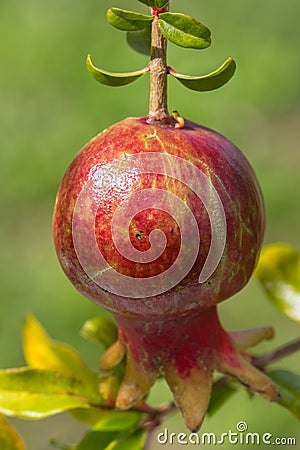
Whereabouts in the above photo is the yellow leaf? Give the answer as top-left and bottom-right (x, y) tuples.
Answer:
(22, 315), (99, 388)
(0, 414), (26, 450)
(255, 243), (300, 323)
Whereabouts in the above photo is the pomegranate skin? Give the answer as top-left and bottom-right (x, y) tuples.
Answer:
(53, 116), (265, 318)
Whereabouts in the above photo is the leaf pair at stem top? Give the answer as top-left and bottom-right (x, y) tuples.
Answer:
(106, 8), (211, 50)
(138, 0), (169, 8)
(86, 2), (236, 93)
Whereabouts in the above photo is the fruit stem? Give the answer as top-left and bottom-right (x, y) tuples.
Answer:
(148, 4), (170, 124)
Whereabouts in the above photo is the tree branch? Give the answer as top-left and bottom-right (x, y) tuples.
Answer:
(251, 336), (300, 369)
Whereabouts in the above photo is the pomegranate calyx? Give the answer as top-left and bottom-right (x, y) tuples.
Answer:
(229, 326), (274, 351)
(110, 307), (279, 431)
(99, 340), (125, 371)
(116, 350), (159, 410)
(164, 365), (212, 432)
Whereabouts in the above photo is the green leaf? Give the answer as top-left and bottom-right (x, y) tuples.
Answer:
(138, 0), (169, 8)
(23, 315), (99, 389)
(255, 243), (300, 323)
(106, 8), (152, 32)
(76, 431), (118, 450)
(94, 411), (141, 432)
(169, 57), (236, 91)
(267, 369), (300, 419)
(158, 13), (211, 49)
(0, 414), (26, 450)
(127, 25), (152, 56)
(70, 408), (107, 426)
(207, 382), (238, 416)
(110, 429), (146, 450)
(80, 317), (118, 349)
(0, 368), (102, 419)
(50, 439), (74, 450)
(77, 428), (145, 450)
(86, 55), (149, 87)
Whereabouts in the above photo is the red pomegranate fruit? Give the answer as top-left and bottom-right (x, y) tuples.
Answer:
(53, 116), (278, 430)
(53, 2), (278, 431)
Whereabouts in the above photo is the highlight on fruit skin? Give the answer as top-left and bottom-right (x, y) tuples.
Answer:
(53, 116), (279, 431)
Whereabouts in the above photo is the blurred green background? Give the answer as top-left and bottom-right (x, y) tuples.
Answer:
(0, 0), (299, 448)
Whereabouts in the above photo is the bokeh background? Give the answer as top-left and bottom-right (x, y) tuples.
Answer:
(1, 0), (299, 448)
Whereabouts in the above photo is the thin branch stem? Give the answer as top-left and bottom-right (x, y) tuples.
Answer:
(252, 336), (300, 369)
(144, 430), (155, 450)
(141, 402), (177, 450)
(148, 5), (170, 123)
(99, 403), (158, 415)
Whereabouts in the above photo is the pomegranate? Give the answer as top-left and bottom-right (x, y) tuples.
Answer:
(53, 2), (278, 431)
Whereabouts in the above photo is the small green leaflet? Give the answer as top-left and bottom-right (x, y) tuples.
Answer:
(80, 317), (118, 349)
(158, 13), (211, 49)
(267, 369), (300, 419)
(106, 8), (152, 32)
(127, 25), (152, 56)
(0, 414), (26, 450)
(169, 57), (236, 91)
(86, 55), (149, 87)
(138, 0), (169, 8)
(0, 368), (102, 419)
(255, 243), (300, 323)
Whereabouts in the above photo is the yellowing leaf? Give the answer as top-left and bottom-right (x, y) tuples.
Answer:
(98, 375), (120, 404)
(23, 315), (99, 388)
(0, 414), (26, 450)
(255, 243), (300, 322)
(0, 368), (102, 420)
